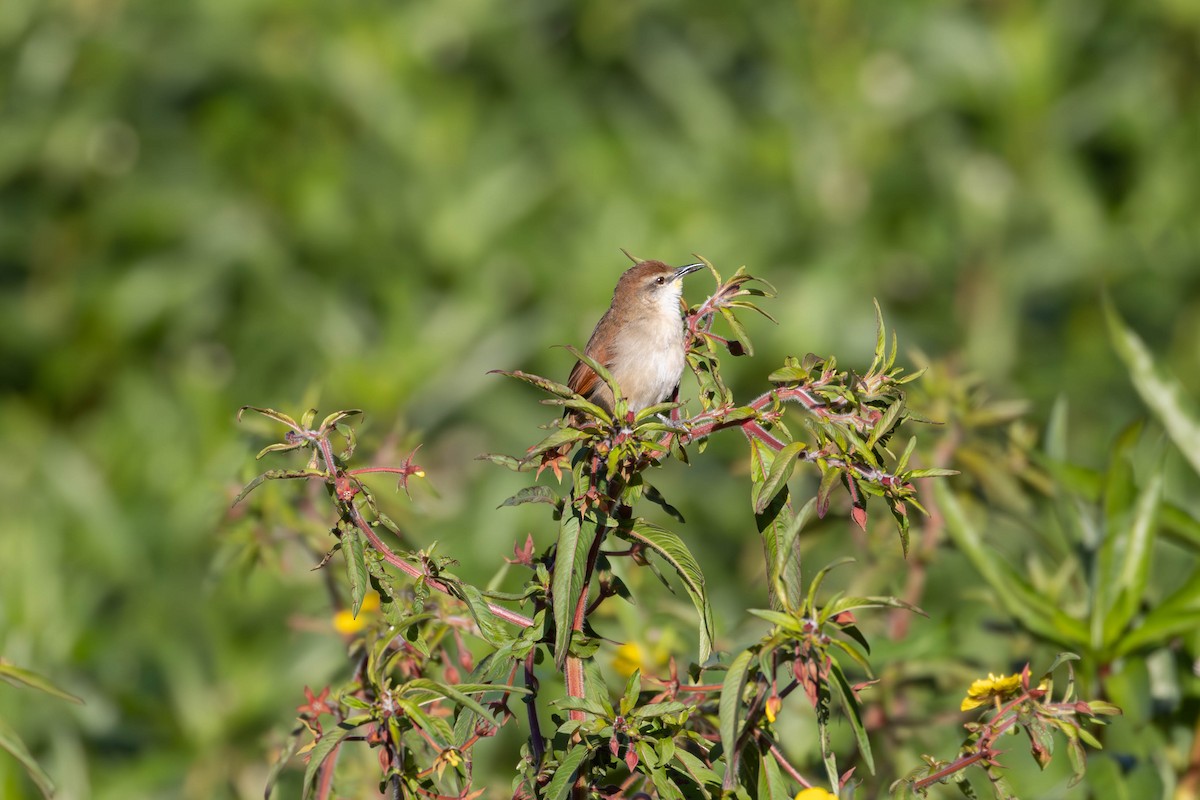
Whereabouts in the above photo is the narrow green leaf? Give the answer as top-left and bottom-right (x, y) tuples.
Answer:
(553, 696), (610, 717)
(623, 520), (714, 663)
(643, 482), (685, 523)
(476, 452), (535, 472)
(768, 365), (809, 384)
(720, 306), (755, 357)
(773, 498), (815, 609)
(719, 649), (756, 791)
(1117, 567), (1200, 654)
(255, 441), (306, 459)
(0, 717), (55, 799)
(820, 595), (926, 624)
(319, 409), (362, 431)
(632, 701), (690, 719)
(1045, 395), (1070, 462)
(815, 466), (840, 518)
(405, 678), (498, 725)
(751, 437), (803, 612)
(866, 399), (904, 451)
(937, 482), (1090, 648)
(1105, 299), (1200, 478)
(454, 582), (512, 647)
(1102, 470), (1163, 648)
(829, 660), (874, 774)
(725, 300), (779, 326)
(757, 751), (791, 800)
(343, 528), (367, 618)
(498, 485), (561, 509)
(0, 663), (83, 705)
(238, 405), (301, 431)
(754, 442), (806, 515)
(747, 608), (803, 632)
(905, 468), (959, 479)
(524, 427), (590, 460)
(302, 722), (359, 798)
(804, 557), (856, 617)
(544, 745), (589, 800)
(552, 512), (594, 670)
(672, 748), (722, 792)
(489, 369), (579, 400)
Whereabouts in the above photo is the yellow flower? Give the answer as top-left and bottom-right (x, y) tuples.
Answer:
(795, 788), (838, 800)
(611, 639), (671, 677)
(333, 591), (381, 636)
(765, 695), (782, 724)
(612, 642), (647, 677)
(961, 672), (1023, 711)
(433, 747), (463, 777)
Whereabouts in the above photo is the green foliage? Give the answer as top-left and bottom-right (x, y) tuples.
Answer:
(0, 661), (83, 799)
(3, 1), (1200, 797)
(227, 267), (1126, 798)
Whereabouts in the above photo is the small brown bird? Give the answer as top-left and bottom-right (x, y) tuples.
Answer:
(568, 259), (703, 416)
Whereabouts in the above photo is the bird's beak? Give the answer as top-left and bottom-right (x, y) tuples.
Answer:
(673, 263), (704, 280)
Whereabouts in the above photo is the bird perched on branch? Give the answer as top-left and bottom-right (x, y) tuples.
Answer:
(567, 258), (703, 417)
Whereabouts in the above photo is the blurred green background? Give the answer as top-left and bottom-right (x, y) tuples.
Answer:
(2, 0), (1199, 797)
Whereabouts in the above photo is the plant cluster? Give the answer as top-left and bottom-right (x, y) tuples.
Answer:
(235, 260), (1120, 799)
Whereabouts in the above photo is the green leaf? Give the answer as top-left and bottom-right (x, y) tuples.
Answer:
(552, 511), (595, 670)
(1100, 469), (1163, 650)
(1105, 299), (1200, 478)
(238, 405), (301, 431)
(499, 485), (561, 509)
(524, 427), (590, 460)
(719, 306), (755, 357)
(804, 556), (856, 618)
(544, 745), (589, 800)
(1117, 567), (1200, 654)
(937, 482), (1090, 648)
(302, 722), (360, 798)
(342, 528), (367, 618)
(405, 678), (498, 725)
(867, 298), (887, 375)
(454, 582), (512, 647)
(747, 608), (803, 633)
(620, 669), (641, 715)
(773, 498), (815, 610)
(489, 369), (579, 400)
(866, 398), (904, 451)
(767, 365), (809, 384)
(318, 409), (362, 431)
(905, 468), (959, 479)
(750, 437), (804, 612)
(719, 648), (755, 790)
(0, 663), (84, 705)
(0, 716), (55, 799)
(632, 701), (690, 719)
(820, 595), (926, 624)
(757, 751), (791, 800)
(622, 520), (714, 663)
(829, 659), (874, 774)
(753, 441), (806, 515)
(815, 465), (840, 518)
(476, 452), (535, 472)
(672, 748), (722, 794)
(642, 481), (685, 523)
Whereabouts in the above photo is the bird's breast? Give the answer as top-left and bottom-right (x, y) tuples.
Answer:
(609, 313), (687, 412)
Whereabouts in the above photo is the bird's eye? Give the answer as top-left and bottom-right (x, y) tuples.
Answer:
(654, 276), (666, 285)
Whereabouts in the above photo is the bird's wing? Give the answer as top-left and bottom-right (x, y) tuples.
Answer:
(567, 357), (600, 400)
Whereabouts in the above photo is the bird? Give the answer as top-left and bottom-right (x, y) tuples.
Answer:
(567, 259), (703, 418)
